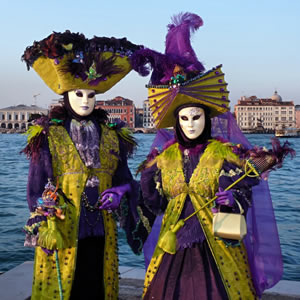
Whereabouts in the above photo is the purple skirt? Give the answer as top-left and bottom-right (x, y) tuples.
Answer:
(144, 241), (228, 300)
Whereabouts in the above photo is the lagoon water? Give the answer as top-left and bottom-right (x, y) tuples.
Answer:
(0, 133), (299, 281)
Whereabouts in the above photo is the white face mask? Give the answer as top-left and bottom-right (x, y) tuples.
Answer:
(68, 89), (96, 116)
(178, 107), (205, 140)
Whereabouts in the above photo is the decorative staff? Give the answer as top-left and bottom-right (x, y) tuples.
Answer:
(157, 138), (295, 254)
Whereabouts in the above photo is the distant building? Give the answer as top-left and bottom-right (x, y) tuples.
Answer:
(96, 96), (135, 128)
(135, 107), (144, 128)
(0, 104), (48, 131)
(143, 99), (154, 128)
(295, 105), (300, 128)
(234, 91), (295, 132)
(49, 98), (64, 110)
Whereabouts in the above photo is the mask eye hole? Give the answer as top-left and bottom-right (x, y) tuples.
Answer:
(75, 91), (83, 97)
(88, 92), (95, 98)
(180, 116), (188, 121)
(193, 115), (201, 120)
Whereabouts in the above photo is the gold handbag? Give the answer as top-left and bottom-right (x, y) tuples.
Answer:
(212, 200), (247, 240)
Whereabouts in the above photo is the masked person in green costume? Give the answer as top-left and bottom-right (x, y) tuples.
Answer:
(131, 12), (289, 300)
(22, 31), (144, 300)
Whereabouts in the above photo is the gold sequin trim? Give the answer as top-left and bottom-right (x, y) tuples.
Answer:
(137, 206), (152, 234)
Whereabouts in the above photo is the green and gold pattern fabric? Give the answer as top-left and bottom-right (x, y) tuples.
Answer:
(31, 124), (120, 300)
(143, 140), (258, 299)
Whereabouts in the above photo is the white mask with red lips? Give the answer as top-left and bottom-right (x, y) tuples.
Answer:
(68, 89), (96, 117)
(178, 107), (205, 140)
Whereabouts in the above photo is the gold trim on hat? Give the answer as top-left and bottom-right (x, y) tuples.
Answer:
(147, 65), (230, 129)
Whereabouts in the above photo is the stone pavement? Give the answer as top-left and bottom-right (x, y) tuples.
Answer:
(119, 278), (143, 300)
(1, 262), (300, 299)
(119, 266), (144, 299)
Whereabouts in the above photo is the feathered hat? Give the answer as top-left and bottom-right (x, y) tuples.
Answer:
(22, 30), (144, 95)
(131, 12), (230, 128)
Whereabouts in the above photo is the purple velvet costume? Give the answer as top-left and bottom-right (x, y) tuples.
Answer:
(140, 112), (283, 299)
(141, 140), (259, 300)
(26, 117), (140, 299)
(27, 118), (138, 236)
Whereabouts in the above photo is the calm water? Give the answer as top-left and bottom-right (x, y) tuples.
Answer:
(0, 133), (299, 281)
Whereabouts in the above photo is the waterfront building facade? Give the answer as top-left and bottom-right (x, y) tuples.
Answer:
(135, 107), (144, 128)
(96, 96), (135, 128)
(295, 105), (300, 128)
(0, 104), (48, 131)
(143, 99), (154, 128)
(234, 91), (295, 132)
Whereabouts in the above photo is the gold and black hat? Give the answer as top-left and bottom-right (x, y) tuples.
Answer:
(22, 31), (143, 95)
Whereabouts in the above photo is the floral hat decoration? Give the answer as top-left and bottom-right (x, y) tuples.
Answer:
(22, 30), (144, 95)
(131, 12), (230, 129)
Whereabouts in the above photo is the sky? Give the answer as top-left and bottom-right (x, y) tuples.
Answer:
(1, 0), (299, 110)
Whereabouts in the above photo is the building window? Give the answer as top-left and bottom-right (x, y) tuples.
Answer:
(2, 115), (4, 120)
(8, 114), (11, 120)
(15, 115), (18, 120)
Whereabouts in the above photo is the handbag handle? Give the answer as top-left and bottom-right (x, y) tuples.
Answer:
(234, 199), (244, 215)
(218, 198), (244, 215)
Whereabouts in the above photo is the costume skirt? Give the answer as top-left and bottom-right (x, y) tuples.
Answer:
(144, 241), (228, 300)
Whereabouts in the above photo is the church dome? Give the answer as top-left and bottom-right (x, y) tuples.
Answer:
(271, 90), (282, 102)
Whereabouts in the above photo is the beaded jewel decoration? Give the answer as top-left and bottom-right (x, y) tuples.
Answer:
(36, 178), (65, 220)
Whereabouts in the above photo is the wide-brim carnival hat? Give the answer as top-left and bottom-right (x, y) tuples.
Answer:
(22, 31), (144, 95)
(148, 65), (229, 128)
(131, 12), (230, 129)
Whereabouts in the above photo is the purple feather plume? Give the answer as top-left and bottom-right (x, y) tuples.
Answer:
(167, 12), (204, 32)
(248, 138), (295, 174)
(130, 48), (165, 78)
(131, 12), (205, 85)
(165, 12), (205, 74)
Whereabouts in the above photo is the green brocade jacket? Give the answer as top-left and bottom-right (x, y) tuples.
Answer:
(31, 124), (120, 300)
(143, 140), (258, 300)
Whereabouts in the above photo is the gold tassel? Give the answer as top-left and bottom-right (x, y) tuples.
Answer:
(157, 220), (185, 254)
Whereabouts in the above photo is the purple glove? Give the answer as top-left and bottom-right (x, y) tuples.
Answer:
(215, 187), (234, 207)
(100, 183), (130, 211)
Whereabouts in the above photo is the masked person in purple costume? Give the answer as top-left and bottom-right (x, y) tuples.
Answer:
(21, 31), (145, 300)
(131, 12), (286, 300)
